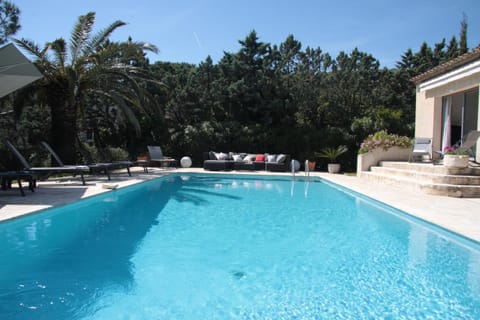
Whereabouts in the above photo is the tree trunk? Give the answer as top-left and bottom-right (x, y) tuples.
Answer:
(46, 82), (78, 164)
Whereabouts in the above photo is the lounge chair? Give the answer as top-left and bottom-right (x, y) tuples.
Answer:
(41, 141), (133, 180)
(147, 146), (177, 168)
(0, 170), (36, 196)
(408, 138), (432, 162)
(435, 130), (480, 162)
(5, 139), (90, 185)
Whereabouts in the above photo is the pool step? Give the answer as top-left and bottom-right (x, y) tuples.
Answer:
(360, 161), (480, 198)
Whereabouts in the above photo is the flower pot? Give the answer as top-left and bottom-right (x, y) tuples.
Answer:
(444, 155), (469, 168)
(137, 156), (149, 161)
(307, 161), (316, 171)
(327, 163), (341, 174)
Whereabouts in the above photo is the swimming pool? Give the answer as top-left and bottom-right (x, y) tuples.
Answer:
(0, 173), (479, 319)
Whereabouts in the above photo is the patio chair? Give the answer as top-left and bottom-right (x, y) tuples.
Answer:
(408, 138), (432, 162)
(5, 139), (90, 185)
(147, 146), (177, 168)
(434, 130), (480, 161)
(41, 141), (132, 180)
(456, 130), (480, 158)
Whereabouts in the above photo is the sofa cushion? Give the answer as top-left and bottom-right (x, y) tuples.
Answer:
(215, 152), (228, 160)
(276, 154), (286, 164)
(232, 154), (243, 161)
(266, 154), (277, 162)
(255, 154), (265, 162)
(209, 151), (217, 160)
(244, 154), (256, 162)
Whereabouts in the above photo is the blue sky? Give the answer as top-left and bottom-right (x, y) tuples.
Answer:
(11, 0), (480, 68)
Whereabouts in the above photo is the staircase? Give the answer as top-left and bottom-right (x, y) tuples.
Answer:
(359, 161), (480, 197)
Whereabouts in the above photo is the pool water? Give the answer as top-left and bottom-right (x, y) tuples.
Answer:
(0, 174), (479, 319)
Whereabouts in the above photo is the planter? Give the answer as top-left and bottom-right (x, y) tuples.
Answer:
(307, 161), (316, 171)
(444, 155), (469, 168)
(357, 146), (411, 175)
(327, 163), (341, 174)
(137, 156), (149, 161)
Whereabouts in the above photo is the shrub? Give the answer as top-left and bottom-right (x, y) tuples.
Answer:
(359, 130), (412, 154)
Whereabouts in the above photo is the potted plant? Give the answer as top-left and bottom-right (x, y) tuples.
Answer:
(306, 159), (316, 171)
(443, 146), (469, 168)
(316, 145), (348, 173)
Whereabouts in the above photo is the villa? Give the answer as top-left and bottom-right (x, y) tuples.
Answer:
(412, 47), (480, 160)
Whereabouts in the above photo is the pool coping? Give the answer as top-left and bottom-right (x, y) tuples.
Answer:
(1, 167), (479, 243)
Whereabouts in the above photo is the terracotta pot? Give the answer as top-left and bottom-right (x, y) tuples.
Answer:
(137, 156), (149, 161)
(444, 155), (469, 168)
(307, 161), (316, 171)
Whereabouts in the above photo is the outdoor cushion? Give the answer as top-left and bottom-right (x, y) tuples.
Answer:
(232, 154), (243, 161)
(276, 154), (286, 164)
(209, 151), (217, 160)
(244, 154), (256, 162)
(266, 154), (276, 162)
(214, 152), (228, 160)
(255, 154), (265, 162)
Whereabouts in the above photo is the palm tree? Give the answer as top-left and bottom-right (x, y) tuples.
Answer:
(14, 12), (159, 163)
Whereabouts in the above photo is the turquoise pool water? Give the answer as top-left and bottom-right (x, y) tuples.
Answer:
(0, 173), (479, 319)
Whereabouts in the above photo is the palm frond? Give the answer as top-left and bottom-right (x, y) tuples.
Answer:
(103, 90), (142, 135)
(49, 39), (68, 69)
(131, 41), (159, 54)
(83, 20), (126, 57)
(13, 37), (56, 74)
(13, 37), (43, 59)
(70, 12), (95, 65)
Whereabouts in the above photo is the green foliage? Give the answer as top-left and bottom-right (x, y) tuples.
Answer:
(0, 0), (20, 45)
(4, 10), (470, 172)
(359, 130), (412, 154)
(315, 146), (348, 162)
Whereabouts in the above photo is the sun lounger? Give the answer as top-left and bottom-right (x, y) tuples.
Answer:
(41, 141), (132, 180)
(0, 170), (36, 196)
(147, 146), (177, 168)
(5, 139), (90, 185)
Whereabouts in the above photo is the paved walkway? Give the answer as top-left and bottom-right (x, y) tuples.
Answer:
(1, 167), (479, 243)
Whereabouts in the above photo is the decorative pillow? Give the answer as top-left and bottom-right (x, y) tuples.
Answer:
(255, 154), (266, 162)
(215, 152), (227, 160)
(276, 154), (286, 164)
(244, 154), (256, 162)
(267, 154), (277, 163)
(232, 154), (243, 161)
(209, 151), (217, 160)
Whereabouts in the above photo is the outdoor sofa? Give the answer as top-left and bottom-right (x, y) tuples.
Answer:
(203, 152), (291, 172)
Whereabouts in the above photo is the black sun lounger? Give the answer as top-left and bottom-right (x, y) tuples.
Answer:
(41, 141), (133, 181)
(5, 139), (90, 185)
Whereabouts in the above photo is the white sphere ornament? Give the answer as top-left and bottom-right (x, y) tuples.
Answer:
(180, 156), (192, 168)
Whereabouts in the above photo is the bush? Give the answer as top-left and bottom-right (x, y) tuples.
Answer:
(359, 130), (412, 154)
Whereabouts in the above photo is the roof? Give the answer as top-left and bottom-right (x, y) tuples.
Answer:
(411, 46), (480, 85)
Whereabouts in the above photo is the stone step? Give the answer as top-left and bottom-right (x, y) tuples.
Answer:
(378, 161), (480, 176)
(370, 166), (480, 185)
(361, 171), (480, 198)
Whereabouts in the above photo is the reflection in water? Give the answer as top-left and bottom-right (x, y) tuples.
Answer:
(468, 251), (480, 301)
(408, 224), (428, 267)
